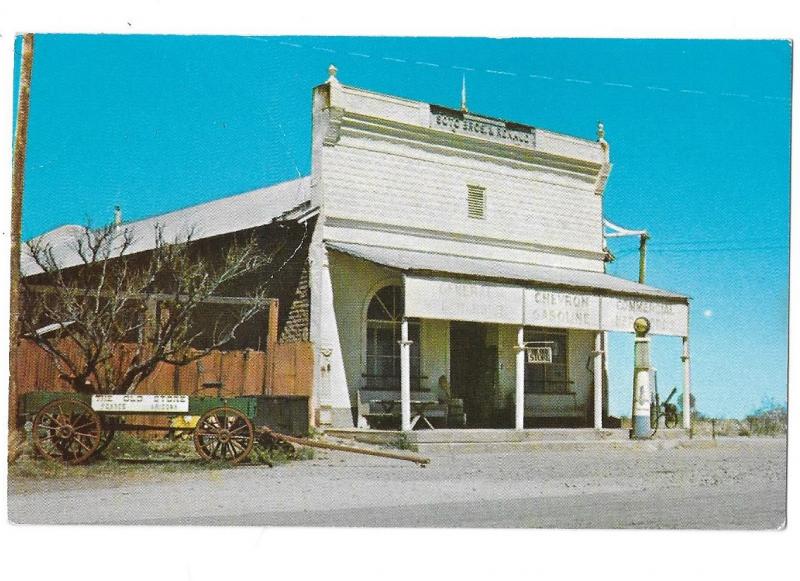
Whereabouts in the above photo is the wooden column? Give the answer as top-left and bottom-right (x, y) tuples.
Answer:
(682, 335), (691, 430)
(400, 318), (412, 431)
(593, 331), (603, 429)
(515, 327), (525, 430)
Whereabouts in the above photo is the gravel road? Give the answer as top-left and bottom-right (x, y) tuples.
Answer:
(8, 437), (786, 528)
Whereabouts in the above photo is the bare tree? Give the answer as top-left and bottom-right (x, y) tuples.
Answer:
(20, 222), (278, 394)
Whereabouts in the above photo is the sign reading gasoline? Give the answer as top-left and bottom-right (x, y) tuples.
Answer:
(524, 288), (600, 330)
(91, 394), (190, 413)
(429, 106), (536, 150)
(404, 275), (688, 337)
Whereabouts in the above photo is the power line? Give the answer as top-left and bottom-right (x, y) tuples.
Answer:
(647, 237), (787, 247)
(243, 36), (790, 106)
(650, 245), (788, 254)
(613, 244), (787, 257)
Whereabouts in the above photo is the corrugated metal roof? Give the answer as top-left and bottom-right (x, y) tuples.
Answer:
(326, 241), (688, 302)
(22, 177), (311, 277)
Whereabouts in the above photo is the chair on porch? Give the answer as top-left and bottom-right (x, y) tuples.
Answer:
(357, 374), (452, 429)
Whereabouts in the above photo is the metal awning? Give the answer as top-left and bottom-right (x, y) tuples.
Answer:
(326, 241), (687, 301)
(326, 241), (689, 336)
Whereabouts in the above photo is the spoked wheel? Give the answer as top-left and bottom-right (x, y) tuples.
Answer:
(665, 413), (679, 429)
(32, 398), (102, 465)
(95, 417), (118, 456)
(193, 407), (254, 464)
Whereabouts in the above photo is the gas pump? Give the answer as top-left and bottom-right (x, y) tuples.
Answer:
(631, 316), (652, 439)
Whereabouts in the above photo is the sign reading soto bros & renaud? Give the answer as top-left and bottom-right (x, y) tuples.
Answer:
(404, 276), (688, 336)
(429, 105), (537, 151)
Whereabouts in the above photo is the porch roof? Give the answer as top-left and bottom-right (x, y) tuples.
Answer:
(326, 241), (688, 302)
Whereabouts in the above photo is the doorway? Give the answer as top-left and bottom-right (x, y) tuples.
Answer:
(450, 322), (500, 428)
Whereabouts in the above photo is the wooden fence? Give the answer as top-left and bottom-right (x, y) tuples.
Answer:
(13, 338), (314, 431)
(14, 338), (313, 398)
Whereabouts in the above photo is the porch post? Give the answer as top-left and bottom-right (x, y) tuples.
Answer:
(400, 318), (412, 431)
(593, 332), (603, 429)
(682, 335), (691, 430)
(515, 326), (525, 430)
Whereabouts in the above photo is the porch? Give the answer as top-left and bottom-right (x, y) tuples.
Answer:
(324, 243), (691, 433)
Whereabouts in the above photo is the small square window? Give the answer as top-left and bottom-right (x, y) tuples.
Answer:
(467, 184), (486, 219)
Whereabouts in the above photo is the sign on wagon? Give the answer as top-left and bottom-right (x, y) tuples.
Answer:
(90, 394), (190, 413)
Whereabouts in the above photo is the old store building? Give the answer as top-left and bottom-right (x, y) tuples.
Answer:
(22, 66), (691, 432)
(308, 66), (690, 431)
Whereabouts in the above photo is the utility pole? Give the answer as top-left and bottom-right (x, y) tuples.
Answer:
(604, 219), (649, 284)
(638, 232), (649, 284)
(10, 33), (35, 435)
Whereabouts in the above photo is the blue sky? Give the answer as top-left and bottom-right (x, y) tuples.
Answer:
(13, 35), (791, 419)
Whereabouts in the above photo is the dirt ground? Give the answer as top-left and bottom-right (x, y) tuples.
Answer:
(7, 437), (786, 528)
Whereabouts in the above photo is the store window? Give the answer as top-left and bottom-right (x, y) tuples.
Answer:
(524, 328), (570, 393)
(365, 285), (421, 390)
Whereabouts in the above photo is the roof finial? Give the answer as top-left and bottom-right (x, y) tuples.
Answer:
(328, 63), (338, 80)
(113, 205), (122, 227)
(460, 74), (468, 112)
(597, 121), (610, 161)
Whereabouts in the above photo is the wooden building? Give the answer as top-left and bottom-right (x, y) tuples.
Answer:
(307, 66), (690, 430)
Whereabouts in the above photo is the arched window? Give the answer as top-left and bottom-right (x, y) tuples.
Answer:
(365, 285), (421, 390)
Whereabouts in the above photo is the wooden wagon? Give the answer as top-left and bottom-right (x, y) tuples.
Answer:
(18, 391), (309, 465)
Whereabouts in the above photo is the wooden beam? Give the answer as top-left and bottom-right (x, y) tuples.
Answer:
(240, 349), (250, 396)
(263, 299), (279, 395)
(26, 285), (271, 306)
(264, 429), (430, 466)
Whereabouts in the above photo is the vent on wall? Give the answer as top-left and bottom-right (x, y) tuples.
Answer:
(467, 184), (486, 219)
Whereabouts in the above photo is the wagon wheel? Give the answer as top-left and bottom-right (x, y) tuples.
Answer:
(193, 407), (254, 464)
(95, 417), (118, 455)
(32, 398), (102, 465)
(665, 411), (679, 429)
